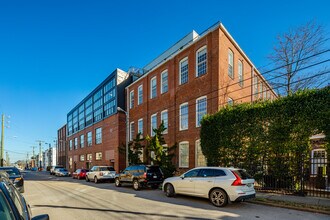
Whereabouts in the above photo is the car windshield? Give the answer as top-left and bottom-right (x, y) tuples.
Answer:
(59, 169), (67, 172)
(99, 167), (115, 171)
(0, 168), (20, 176)
(147, 166), (161, 174)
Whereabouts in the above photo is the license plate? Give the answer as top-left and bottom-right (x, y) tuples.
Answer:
(153, 175), (157, 178)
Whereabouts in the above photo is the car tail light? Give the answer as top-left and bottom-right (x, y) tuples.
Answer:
(143, 172), (147, 178)
(231, 171), (245, 186)
(99, 172), (103, 176)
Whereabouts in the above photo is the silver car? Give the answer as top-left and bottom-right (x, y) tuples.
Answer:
(86, 166), (116, 183)
(55, 168), (70, 177)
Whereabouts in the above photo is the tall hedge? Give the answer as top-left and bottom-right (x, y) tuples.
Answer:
(200, 87), (330, 182)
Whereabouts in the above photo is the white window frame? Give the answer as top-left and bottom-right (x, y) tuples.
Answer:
(195, 139), (207, 167)
(238, 60), (243, 87)
(228, 49), (234, 78)
(179, 141), (189, 168)
(74, 137), (78, 149)
(179, 102), (189, 131)
(129, 90), (134, 109)
(87, 131), (92, 146)
(161, 69), (168, 94)
(150, 76), (157, 99)
(179, 57), (188, 85)
(138, 118), (143, 137)
(228, 97), (234, 106)
(138, 85), (143, 105)
(196, 96), (207, 127)
(130, 121), (135, 141)
(161, 109), (168, 134)
(196, 45), (207, 77)
(151, 113), (157, 136)
(80, 134), (84, 148)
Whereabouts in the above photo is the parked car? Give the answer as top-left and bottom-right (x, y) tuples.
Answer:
(50, 165), (63, 175)
(0, 173), (49, 220)
(0, 166), (25, 193)
(86, 166), (116, 183)
(162, 167), (255, 207)
(55, 168), (70, 177)
(115, 165), (164, 190)
(72, 169), (89, 180)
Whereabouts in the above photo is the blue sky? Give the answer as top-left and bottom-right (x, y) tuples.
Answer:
(0, 0), (329, 162)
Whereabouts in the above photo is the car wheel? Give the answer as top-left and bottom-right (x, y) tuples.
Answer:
(209, 189), (228, 207)
(133, 179), (140, 191)
(165, 183), (175, 197)
(115, 178), (121, 187)
(94, 177), (98, 184)
(86, 176), (90, 182)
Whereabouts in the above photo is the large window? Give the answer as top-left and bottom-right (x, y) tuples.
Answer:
(196, 96), (207, 127)
(238, 60), (243, 87)
(179, 142), (189, 168)
(74, 137), (78, 150)
(87, 154), (92, 161)
(138, 85), (143, 105)
(138, 119), (143, 137)
(130, 122), (135, 141)
(104, 100), (116, 116)
(161, 110), (168, 134)
(196, 46), (207, 77)
(78, 104), (85, 130)
(195, 140), (207, 167)
(87, 131), (92, 146)
(95, 128), (102, 144)
(150, 76), (157, 99)
(96, 152), (102, 161)
(161, 70), (168, 94)
(80, 155), (85, 161)
(253, 74), (258, 100)
(130, 90), (134, 109)
(179, 57), (188, 85)
(151, 113), (157, 136)
(180, 103), (188, 130)
(80, 135), (84, 148)
(69, 140), (73, 151)
(228, 49), (234, 78)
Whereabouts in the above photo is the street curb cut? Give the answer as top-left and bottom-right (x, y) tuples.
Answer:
(247, 200), (330, 216)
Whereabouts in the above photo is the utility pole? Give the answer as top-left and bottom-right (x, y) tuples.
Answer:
(26, 152), (29, 169)
(36, 140), (44, 170)
(1, 114), (4, 166)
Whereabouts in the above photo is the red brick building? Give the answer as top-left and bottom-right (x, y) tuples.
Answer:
(57, 124), (67, 167)
(64, 69), (131, 173)
(126, 23), (276, 171)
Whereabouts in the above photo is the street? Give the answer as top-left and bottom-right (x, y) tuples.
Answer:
(22, 171), (329, 220)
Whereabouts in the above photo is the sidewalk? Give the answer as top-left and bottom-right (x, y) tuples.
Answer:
(250, 192), (330, 214)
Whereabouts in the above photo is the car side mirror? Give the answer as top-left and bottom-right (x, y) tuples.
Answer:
(119, 170), (122, 173)
(32, 214), (50, 220)
(180, 175), (185, 179)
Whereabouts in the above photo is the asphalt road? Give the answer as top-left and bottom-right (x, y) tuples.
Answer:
(22, 171), (329, 220)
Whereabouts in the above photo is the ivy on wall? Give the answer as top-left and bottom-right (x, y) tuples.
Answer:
(200, 87), (330, 182)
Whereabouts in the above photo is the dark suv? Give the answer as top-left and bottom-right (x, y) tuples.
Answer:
(0, 167), (24, 193)
(115, 165), (164, 190)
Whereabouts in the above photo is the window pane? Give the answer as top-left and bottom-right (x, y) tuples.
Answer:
(238, 60), (243, 86)
(161, 111), (168, 134)
(138, 85), (143, 105)
(138, 119), (143, 136)
(180, 58), (188, 84)
(96, 128), (102, 144)
(161, 71), (168, 93)
(197, 47), (207, 76)
(130, 91), (134, 109)
(196, 97), (207, 127)
(179, 142), (189, 167)
(180, 103), (188, 130)
(151, 77), (157, 98)
(228, 50), (233, 78)
(151, 114), (157, 136)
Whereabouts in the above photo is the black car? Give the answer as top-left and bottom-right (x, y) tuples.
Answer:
(115, 165), (164, 190)
(0, 166), (24, 193)
(0, 174), (49, 220)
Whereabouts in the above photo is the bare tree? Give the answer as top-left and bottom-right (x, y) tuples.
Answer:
(268, 21), (327, 95)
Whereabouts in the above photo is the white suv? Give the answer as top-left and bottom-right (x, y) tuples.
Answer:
(163, 167), (255, 207)
(86, 166), (116, 183)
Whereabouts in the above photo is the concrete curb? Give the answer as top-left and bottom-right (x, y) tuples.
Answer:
(248, 200), (330, 216)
